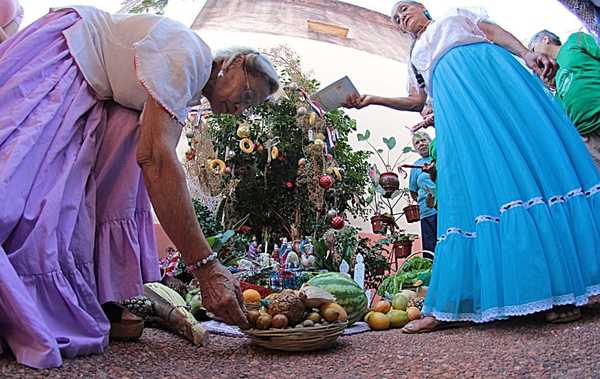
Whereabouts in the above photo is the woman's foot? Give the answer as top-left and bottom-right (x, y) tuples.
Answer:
(402, 316), (443, 334)
(544, 305), (581, 324)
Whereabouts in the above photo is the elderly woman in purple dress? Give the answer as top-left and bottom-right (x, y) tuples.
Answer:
(0, 5), (279, 368)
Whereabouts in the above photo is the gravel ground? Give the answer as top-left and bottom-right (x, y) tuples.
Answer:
(3, 303), (600, 378)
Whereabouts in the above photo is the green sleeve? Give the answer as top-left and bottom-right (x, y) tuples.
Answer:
(573, 32), (600, 59)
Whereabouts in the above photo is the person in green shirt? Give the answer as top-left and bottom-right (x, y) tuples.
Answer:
(529, 30), (600, 167)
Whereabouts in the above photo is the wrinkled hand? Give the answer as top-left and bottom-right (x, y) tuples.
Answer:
(343, 93), (373, 109)
(524, 51), (557, 82)
(410, 114), (435, 133)
(196, 261), (249, 328)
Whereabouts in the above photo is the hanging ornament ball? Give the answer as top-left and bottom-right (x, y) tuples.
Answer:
(326, 154), (334, 161)
(185, 131), (195, 139)
(327, 209), (338, 219)
(296, 106), (308, 116)
(331, 216), (345, 230)
(319, 174), (334, 190)
(224, 166), (232, 175)
(286, 180), (295, 190)
(314, 139), (324, 147)
(236, 123), (251, 139)
(298, 158), (306, 167)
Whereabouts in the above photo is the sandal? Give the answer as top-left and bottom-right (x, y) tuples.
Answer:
(103, 302), (144, 341)
(402, 317), (468, 334)
(545, 306), (581, 324)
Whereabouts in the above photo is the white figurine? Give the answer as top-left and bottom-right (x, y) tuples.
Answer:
(353, 253), (365, 289)
(285, 251), (300, 269)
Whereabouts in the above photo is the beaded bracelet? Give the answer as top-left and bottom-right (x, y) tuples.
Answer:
(184, 252), (218, 273)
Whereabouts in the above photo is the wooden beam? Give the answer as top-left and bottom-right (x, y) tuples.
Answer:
(307, 19), (349, 38)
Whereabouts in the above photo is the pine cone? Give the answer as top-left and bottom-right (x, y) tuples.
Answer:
(408, 297), (425, 311)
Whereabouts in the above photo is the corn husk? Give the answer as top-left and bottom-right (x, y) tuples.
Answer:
(300, 285), (336, 308)
(143, 283), (209, 346)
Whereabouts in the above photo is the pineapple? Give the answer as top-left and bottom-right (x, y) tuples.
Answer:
(266, 289), (307, 326)
(407, 297), (425, 311)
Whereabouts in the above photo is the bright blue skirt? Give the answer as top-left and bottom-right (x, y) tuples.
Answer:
(424, 42), (600, 323)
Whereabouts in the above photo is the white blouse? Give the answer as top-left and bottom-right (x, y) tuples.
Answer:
(409, 8), (490, 95)
(57, 6), (213, 124)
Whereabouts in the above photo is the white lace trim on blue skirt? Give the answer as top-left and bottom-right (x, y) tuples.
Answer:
(422, 284), (600, 323)
(438, 183), (600, 243)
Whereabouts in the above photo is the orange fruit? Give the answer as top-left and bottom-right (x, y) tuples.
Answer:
(372, 300), (391, 314)
(407, 307), (421, 321)
(243, 289), (262, 304)
(367, 312), (390, 330)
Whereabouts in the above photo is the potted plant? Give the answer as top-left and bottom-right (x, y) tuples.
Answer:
(357, 130), (414, 198)
(400, 188), (420, 223)
(387, 232), (419, 259)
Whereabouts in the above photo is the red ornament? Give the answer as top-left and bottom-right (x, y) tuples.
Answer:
(331, 216), (345, 230)
(326, 154), (334, 161)
(318, 174), (334, 189)
(285, 180), (295, 190)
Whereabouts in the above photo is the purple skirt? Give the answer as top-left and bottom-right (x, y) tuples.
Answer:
(0, 11), (160, 368)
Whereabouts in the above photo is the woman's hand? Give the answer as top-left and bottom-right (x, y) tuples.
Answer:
(343, 93), (373, 109)
(196, 261), (249, 328)
(524, 51), (558, 81)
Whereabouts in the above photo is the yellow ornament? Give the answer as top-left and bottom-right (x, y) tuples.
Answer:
(308, 112), (317, 126)
(236, 123), (251, 139)
(314, 138), (324, 147)
(207, 159), (226, 175)
(239, 138), (255, 153)
(332, 167), (343, 180)
(271, 146), (279, 160)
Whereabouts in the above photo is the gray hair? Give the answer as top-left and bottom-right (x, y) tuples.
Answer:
(391, 1), (424, 22)
(528, 30), (562, 50)
(214, 46), (280, 95)
(412, 131), (431, 143)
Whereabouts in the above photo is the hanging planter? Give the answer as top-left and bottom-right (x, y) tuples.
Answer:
(378, 172), (399, 197)
(392, 241), (412, 259)
(370, 215), (385, 234)
(403, 204), (420, 223)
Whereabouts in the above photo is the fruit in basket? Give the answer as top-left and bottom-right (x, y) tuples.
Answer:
(408, 297), (425, 311)
(391, 294), (409, 311)
(320, 303), (348, 322)
(256, 313), (273, 330)
(302, 319), (315, 327)
(247, 310), (261, 328)
(407, 307), (421, 321)
(364, 311), (375, 323)
(271, 314), (289, 329)
(367, 312), (390, 330)
(266, 289), (307, 326)
(307, 312), (322, 323)
(243, 289), (262, 304)
(387, 310), (409, 328)
(372, 300), (391, 314)
(307, 272), (368, 326)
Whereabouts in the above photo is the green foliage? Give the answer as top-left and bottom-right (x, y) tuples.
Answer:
(207, 50), (371, 240)
(193, 199), (223, 237)
(125, 0), (169, 14)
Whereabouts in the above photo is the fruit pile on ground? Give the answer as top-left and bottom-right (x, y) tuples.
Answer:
(242, 287), (347, 331)
(364, 291), (422, 331)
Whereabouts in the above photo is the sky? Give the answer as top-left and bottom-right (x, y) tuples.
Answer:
(20, 0), (584, 42)
(16, 1), (586, 230)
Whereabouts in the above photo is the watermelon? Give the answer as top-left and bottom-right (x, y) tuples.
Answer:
(307, 272), (368, 326)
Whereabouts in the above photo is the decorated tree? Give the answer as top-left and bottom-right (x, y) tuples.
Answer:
(183, 46), (371, 244)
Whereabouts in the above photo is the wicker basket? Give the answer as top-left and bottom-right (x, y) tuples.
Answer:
(243, 321), (347, 352)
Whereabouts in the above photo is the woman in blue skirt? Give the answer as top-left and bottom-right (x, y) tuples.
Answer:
(346, 1), (600, 332)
